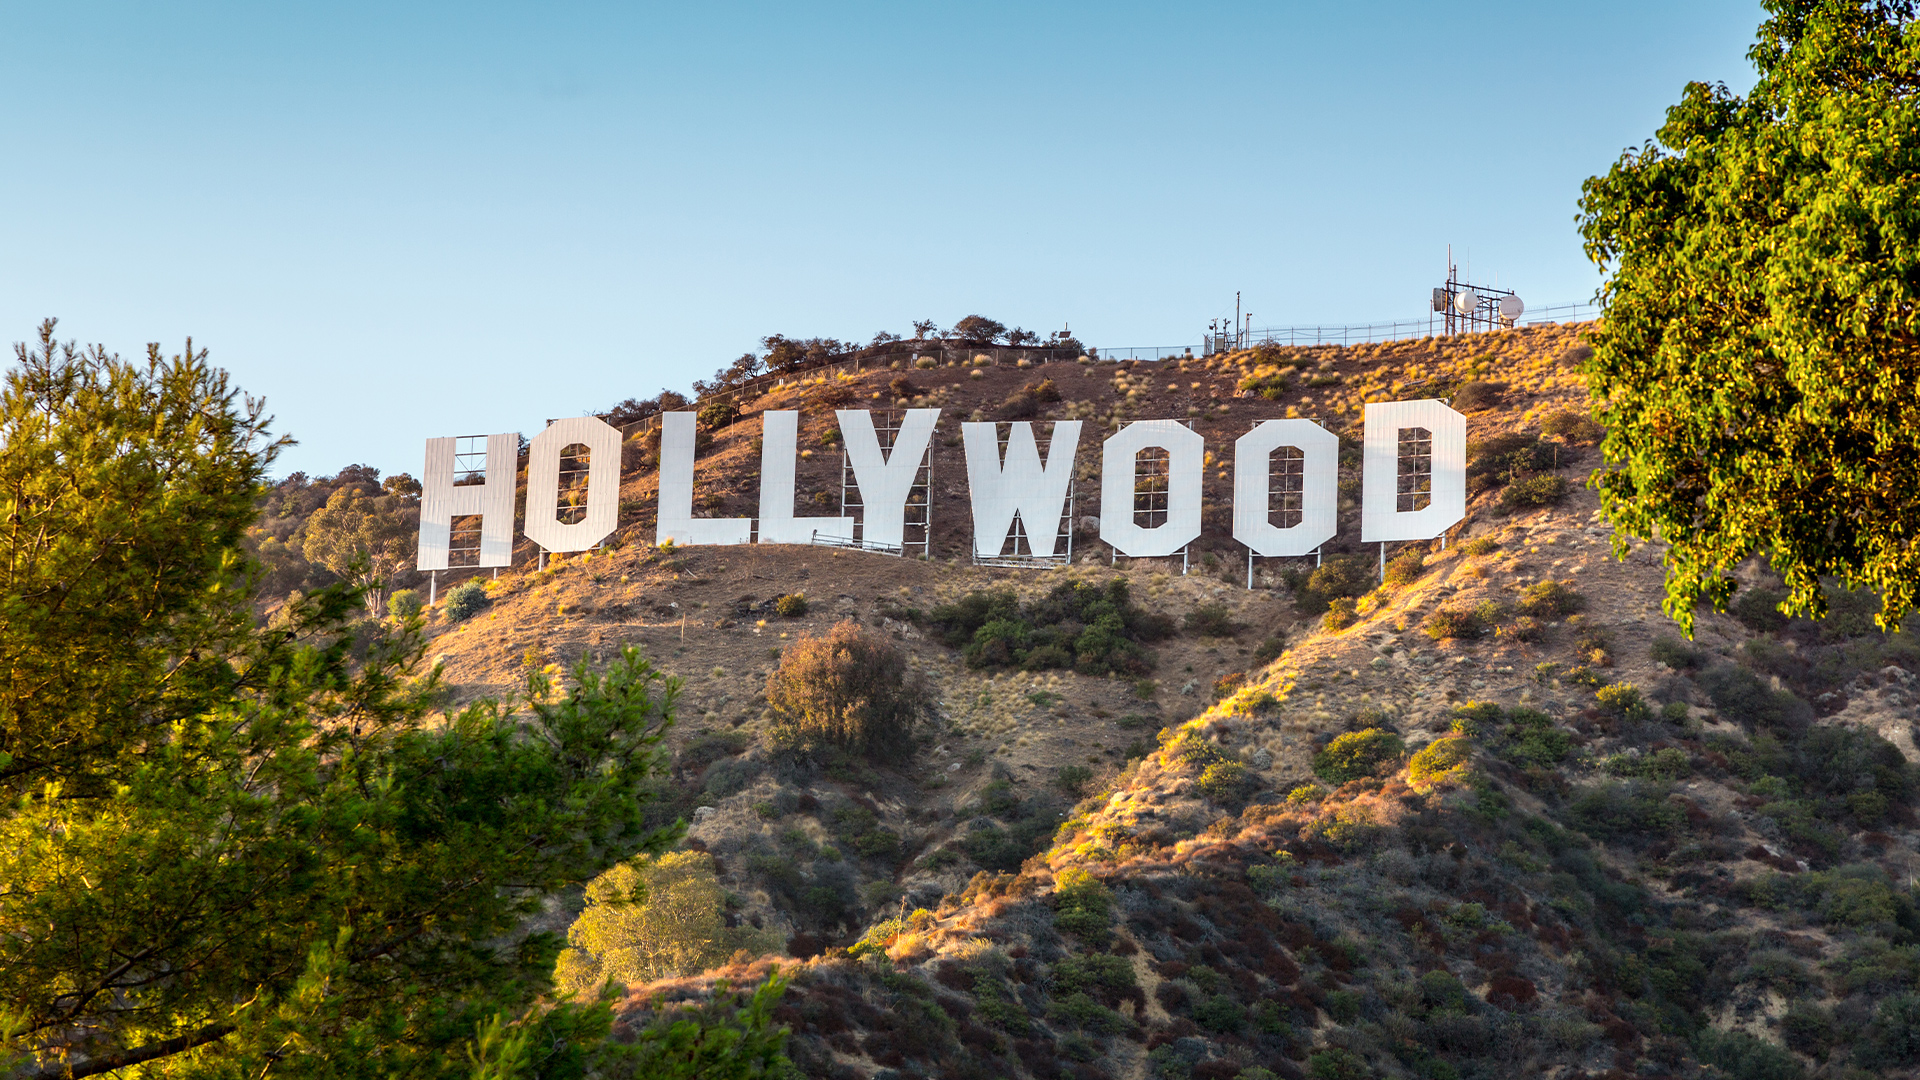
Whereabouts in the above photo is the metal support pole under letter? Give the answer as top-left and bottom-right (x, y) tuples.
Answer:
(1379, 543), (1386, 583)
(429, 570), (437, 605)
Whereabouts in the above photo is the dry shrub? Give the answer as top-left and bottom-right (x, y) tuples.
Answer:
(1452, 380), (1507, 411)
(765, 619), (928, 763)
(1542, 409), (1604, 445)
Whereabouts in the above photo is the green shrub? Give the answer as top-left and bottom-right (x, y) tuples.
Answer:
(1780, 1003), (1835, 1056)
(1237, 369), (1292, 399)
(1307, 1048), (1369, 1080)
(1864, 992), (1920, 1068)
(1251, 634), (1287, 666)
(1052, 953), (1135, 997)
(1313, 728), (1404, 784)
(1650, 635), (1706, 670)
(1595, 683), (1653, 721)
(1052, 868), (1112, 940)
(1055, 764), (1095, 798)
(1287, 783), (1325, 805)
(1383, 550), (1425, 588)
(773, 592), (808, 617)
(1467, 432), (1561, 495)
(1184, 603), (1240, 638)
(1407, 736), (1475, 792)
(1543, 409), (1604, 444)
(765, 620), (927, 764)
(1698, 664), (1812, 731)
(1517, 580), (1584, 617)
(1501, 474), (1569, 509)
(929, 579), (1170, 676)
(1046, 991), (1126, 1034)
(1423, 606), (1486, 639)
(696, 399), (739, 429)
(1198, 760), (1249, 801)
(1690, 1027), (1806, 1080)
(1566, 782), (1683, 839)
(386, 588), (422, 620)
(1462, 536), (1499, 557)
(1295, 554), (1375, 614)
(1323, 597), (1359, 632)
(1192, 994), (1247, 1033)
(442, 580), (489, 621)
(1730, 586), (1790, 632)
(1604, 746), (1690, 781)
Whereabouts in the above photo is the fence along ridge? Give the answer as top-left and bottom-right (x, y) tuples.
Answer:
(579, 306), (1601, 437)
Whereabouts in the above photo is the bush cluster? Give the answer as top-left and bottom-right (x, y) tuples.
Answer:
(765, 619), (927, 764)
(928, 578), (1172, 675)
(1451, 380), (1506, 411)
(1289, 555), (1375, 615)
(1542, 409), (1604, 445)
(994, 378), (1062, 420)
(1407, 736), (1475, 793)
(1382, 549), (1425, 588)
(1466, 432), (1565, 497)
(1313, 728), (1405, 784)
(1517, 580), (1583, 617)
(443, 580), (489, 621)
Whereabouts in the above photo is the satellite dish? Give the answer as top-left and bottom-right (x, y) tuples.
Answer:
(1453, 288), (1478, 315)
(1431, 287), (1450, 312)
(1499, 294), (1525, 320)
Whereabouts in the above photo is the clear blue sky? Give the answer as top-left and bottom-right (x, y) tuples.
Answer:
(0, 1), (1762, 478)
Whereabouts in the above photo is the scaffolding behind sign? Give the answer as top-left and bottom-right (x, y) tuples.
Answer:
(831, 410), (932, 557)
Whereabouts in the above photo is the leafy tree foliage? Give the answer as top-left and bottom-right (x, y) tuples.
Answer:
(301, 484), (417, 613)
(0, 323), (697, 1079)
(1578, 0), (1920, 632)
(950, 315), (1008, 344)
(555, 852), (759, 995)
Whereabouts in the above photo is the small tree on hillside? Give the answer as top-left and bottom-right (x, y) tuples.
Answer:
(766, 620), (927, 764)
(301, 485), (416, 614)
(555, 851), (740, 994)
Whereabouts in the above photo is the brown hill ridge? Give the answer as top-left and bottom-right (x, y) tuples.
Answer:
(417, 323), (1920, 1080)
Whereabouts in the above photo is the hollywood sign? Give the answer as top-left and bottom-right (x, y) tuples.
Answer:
(415, 400), (1465, 571)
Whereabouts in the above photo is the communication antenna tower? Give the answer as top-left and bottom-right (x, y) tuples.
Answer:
(1430, 247), (1524, 336)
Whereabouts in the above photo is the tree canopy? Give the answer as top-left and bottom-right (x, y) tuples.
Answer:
(1579, 0), (1920, 634)
(0, 321), (762, 1078)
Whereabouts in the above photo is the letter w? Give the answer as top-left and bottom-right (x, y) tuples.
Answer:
(961, 421), (1082, 558)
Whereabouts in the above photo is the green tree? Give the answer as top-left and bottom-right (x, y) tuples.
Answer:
(1579, 0), (1920, 634)
(0, 322), (704, 1079)
(301, 484), (416, 614)
(555, 851), (763, 996)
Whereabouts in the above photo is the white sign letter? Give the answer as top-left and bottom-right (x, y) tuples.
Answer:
(657, 412), (753, 547)
(1233, 419), (1338, 557)
(962, 420), (1082, 558)
(758, 410), (854, 545)
(1100, 420), (1204, 557)
(524, 416), (622, 553)
(1361, 399), (1465, 542)
(418, 433), (518, 570)
(838, 408), (939, 552)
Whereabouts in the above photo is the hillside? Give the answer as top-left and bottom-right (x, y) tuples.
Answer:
(416, 323), (1920, 1080)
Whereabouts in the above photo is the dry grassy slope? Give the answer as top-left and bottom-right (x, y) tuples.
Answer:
(420, 324), (1920, 1080)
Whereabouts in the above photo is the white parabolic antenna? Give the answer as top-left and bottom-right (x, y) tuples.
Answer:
(1453, 288), (1478, 315)
(1500, 294), (1525, 320)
